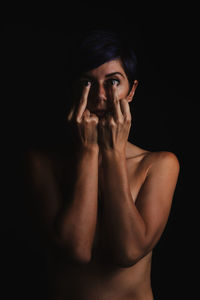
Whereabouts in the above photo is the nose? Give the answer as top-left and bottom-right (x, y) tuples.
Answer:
(87, 82), (110, 111)
(96, 83), (107, 102)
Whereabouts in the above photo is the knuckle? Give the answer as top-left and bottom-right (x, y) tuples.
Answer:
(92, 120), (98, 127)
(75, 117), (81, 124)
(94, 117), (99, 124)
(84, 118), (90, 124)
(117, 118), (124, 125)
(83, 109), (90, 117)
(124, 115), (131, 123)
(82, 112), (87, 119)
(110, 120), (116, 127)
(90, 114), (99, 124)
(79, 97), (84, 104)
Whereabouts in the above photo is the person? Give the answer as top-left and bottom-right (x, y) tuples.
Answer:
(24, 29), (180, 300)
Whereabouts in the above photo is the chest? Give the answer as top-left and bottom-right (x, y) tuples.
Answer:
(53, 154), (148, 252)
(54, 154), (147, 216)
(97, 158), (147, 204)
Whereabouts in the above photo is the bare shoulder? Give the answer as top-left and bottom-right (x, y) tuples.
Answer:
(127, 143), (180, 183)
(140, 150), (180, 193)
(144, 150), (180, 174)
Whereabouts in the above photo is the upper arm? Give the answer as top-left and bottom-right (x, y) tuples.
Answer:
(135, 151), (180, 253)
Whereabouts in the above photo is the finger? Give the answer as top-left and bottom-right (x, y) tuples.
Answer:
(110, 85), (123, 121)
(90, 113), (99, 123)
(82, 109), (90, 118)
(66, 106), (75, 122)
(107, 114), (115, 126)
(120, 99), (132, 121)
(75, 83), (91, 122)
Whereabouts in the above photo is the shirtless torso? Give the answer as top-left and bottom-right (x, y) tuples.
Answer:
(24, 141), (177, 300)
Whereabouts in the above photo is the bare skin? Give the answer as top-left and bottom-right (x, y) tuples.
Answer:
(25, 60), (180, 300)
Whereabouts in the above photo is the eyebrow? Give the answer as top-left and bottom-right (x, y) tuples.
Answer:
(81, 71), (125, 80)
(105, 72), (125, 78)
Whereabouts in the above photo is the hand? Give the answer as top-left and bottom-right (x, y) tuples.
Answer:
(98, 84), (131, 154)
(66, 83), (99, 151)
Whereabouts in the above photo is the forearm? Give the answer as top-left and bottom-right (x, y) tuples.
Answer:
(100, 150), (146, 265)
(56, 146), (99, 261)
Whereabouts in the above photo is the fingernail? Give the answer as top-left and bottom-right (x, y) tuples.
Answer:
(82, 80), (90, 87)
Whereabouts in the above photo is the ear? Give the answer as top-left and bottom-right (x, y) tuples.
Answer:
(127, 80), (138, 103)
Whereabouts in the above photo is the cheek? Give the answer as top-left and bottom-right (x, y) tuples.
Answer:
(87, 89), (97, 104)
(118, 84), (129, 99)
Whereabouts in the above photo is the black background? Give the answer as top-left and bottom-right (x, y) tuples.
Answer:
(1, 3), (198, 299)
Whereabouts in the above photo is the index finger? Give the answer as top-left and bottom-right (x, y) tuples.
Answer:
(74, 83), (91, 122)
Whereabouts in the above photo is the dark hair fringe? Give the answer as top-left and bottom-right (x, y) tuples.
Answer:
(66, 29), (137, 90)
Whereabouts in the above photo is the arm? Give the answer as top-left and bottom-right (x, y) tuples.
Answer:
(26, 83), (99, 264)
(100, 150), (180, 267)
(25, 147), (99, 264)
(97, 84), (180, 267)
(59, 82), (99, 262)
(55, 146), (99, 263)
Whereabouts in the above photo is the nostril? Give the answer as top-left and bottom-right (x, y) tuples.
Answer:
(97, 86), (107, 99)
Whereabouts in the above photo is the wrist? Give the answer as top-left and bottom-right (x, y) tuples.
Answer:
(100, 148), (126, 159)
(78, 144), (99, 155)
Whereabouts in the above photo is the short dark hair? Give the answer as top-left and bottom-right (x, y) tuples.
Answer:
(67, 29), (137, 91)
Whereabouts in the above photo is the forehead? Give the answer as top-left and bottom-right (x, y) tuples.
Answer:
(84, 59), (127, 78)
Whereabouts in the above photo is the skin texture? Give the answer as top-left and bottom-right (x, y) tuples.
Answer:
(25, 59), (180, 300)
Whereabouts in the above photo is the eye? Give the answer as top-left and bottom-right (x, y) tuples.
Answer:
(107, 78), (120, 86)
